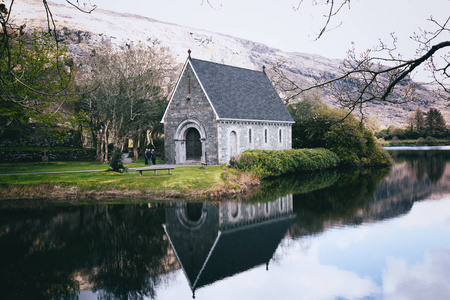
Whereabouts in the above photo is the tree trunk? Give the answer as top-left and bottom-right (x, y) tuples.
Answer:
(0, 119), (12, 140)
(139, 128), (147, 158)
(95, 127), (103, 162)
(133, 137), (139, 162)
(103, 121), (110, 163)
(96, 137), (103, 162)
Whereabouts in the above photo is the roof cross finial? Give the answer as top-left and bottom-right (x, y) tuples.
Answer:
(262, 65), (266, 75)
(188, 49), (192, 60)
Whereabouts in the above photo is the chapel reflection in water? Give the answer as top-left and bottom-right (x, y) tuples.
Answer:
(1, 150), (449, 299)
(163, 195), (296, 298)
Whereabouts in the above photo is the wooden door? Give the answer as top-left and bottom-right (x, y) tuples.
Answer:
(186, 128), (201, 160)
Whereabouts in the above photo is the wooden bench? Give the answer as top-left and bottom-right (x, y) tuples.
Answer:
(201, 162), (208, 169)
(136, 167), (174, 176)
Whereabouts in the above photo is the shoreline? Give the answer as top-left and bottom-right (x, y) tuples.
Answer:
(384, 146), (450, 151)
(0, 166), (261, 206)
(0, 185), (259, 207)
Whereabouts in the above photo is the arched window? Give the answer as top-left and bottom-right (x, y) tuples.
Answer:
(230, 131), (238, 158)
(264, 128), (268, 143)
(230, 202), (239, 219)
(249, 128), (252, 143)
(279, 128), (282, 143)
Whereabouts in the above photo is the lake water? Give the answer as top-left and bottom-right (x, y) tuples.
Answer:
(1, 150), (450, 300)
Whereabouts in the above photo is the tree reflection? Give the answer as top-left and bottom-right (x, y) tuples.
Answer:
(285, 150), (450, 238)
(391, 150), (449, 183)
(0, 204), (170, 300)
(288, 168), (390, 238)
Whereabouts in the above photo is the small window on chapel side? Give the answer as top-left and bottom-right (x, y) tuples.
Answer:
(249, 128), (252, 143)
(264, 129), (268, 143)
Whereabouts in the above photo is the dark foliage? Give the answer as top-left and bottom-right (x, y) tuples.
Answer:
(109, 147), (124, 172)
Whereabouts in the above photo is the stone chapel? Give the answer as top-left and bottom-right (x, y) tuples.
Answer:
(161, 51), (294, 165)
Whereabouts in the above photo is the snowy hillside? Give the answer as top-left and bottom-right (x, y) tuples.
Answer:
(9, 0), (448, 128)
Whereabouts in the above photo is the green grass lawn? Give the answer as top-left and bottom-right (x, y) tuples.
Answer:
(0, 161), (112, 173)
(1, 166), (223, 191)
(0, 161), (248, 201)
(0, 160), (168, 174)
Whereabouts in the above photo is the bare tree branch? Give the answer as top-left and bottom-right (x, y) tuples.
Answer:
(272, 10), (450, 121)
(65, 0), (97, 13)
(201, 0), (222, 10)
(294, 0), (351, 40)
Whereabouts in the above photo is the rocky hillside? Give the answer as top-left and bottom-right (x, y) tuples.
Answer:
(10, 0), (449, 128)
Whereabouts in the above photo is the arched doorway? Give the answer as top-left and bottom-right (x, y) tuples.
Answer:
(175, 202), (208, 230)
(186, 202), (204, 222)
(186, 128), (202, 161)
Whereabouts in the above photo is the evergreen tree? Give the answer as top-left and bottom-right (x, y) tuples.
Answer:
(414, 109), (426, 135)
(425, 108), (446, 137)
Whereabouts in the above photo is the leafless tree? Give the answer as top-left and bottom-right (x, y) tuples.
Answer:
(274, 0), (449, 120)
(77, 43), (176, 162)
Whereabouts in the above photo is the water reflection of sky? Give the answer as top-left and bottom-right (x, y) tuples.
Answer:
(154, 196), (450, 300)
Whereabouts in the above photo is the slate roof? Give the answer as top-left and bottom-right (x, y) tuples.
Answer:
(190, 58), (294, 123)
(190, 215), (296, 290)
(165, 214), (296, 293)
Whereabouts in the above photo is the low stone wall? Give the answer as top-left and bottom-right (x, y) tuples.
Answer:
(0, 149), (97, 163)
(0, 125), (82, 148)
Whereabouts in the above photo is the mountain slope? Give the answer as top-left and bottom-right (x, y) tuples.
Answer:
(10, 0), (448, 128)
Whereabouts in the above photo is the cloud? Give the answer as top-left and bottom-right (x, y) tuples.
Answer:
(188, 241), (380, 300)
(396, 197), (450, 229)
(382, 249), (450, 300)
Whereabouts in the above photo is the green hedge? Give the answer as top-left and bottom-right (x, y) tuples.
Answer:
(232, 148), (340, 179)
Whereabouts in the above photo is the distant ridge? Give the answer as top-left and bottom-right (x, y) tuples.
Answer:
(9, 0), (448, 128)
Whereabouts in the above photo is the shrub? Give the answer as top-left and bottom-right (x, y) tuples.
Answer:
(109, 147), (124, 172)
(416, 137), (426, 146)
(425, 136), (437, 145)
(390, 136), (401, 146)
(234, 148), (340, 179)
(288, 104), (392, 167)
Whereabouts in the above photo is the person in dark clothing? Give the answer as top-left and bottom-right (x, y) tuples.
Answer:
(145, 149), (151, 165)
(150, 149), (156, 165)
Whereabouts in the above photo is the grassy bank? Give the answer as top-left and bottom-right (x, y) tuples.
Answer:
(0, 162), (259, 203)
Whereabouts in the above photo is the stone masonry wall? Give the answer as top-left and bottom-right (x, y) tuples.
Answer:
(217, 121), (292, 164)
(0, 149), (96, 163)
(164, 63), (219, 165)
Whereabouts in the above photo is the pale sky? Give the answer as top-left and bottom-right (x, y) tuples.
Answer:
(51, 0), (449, 60)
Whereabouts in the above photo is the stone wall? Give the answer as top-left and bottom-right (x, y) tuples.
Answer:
(164, 63), (219, 165)
(217, 121), (292, 164)
(0, 125), (82, 148)
(0, 149), (96, 163)
(218, 195), (294, 229)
